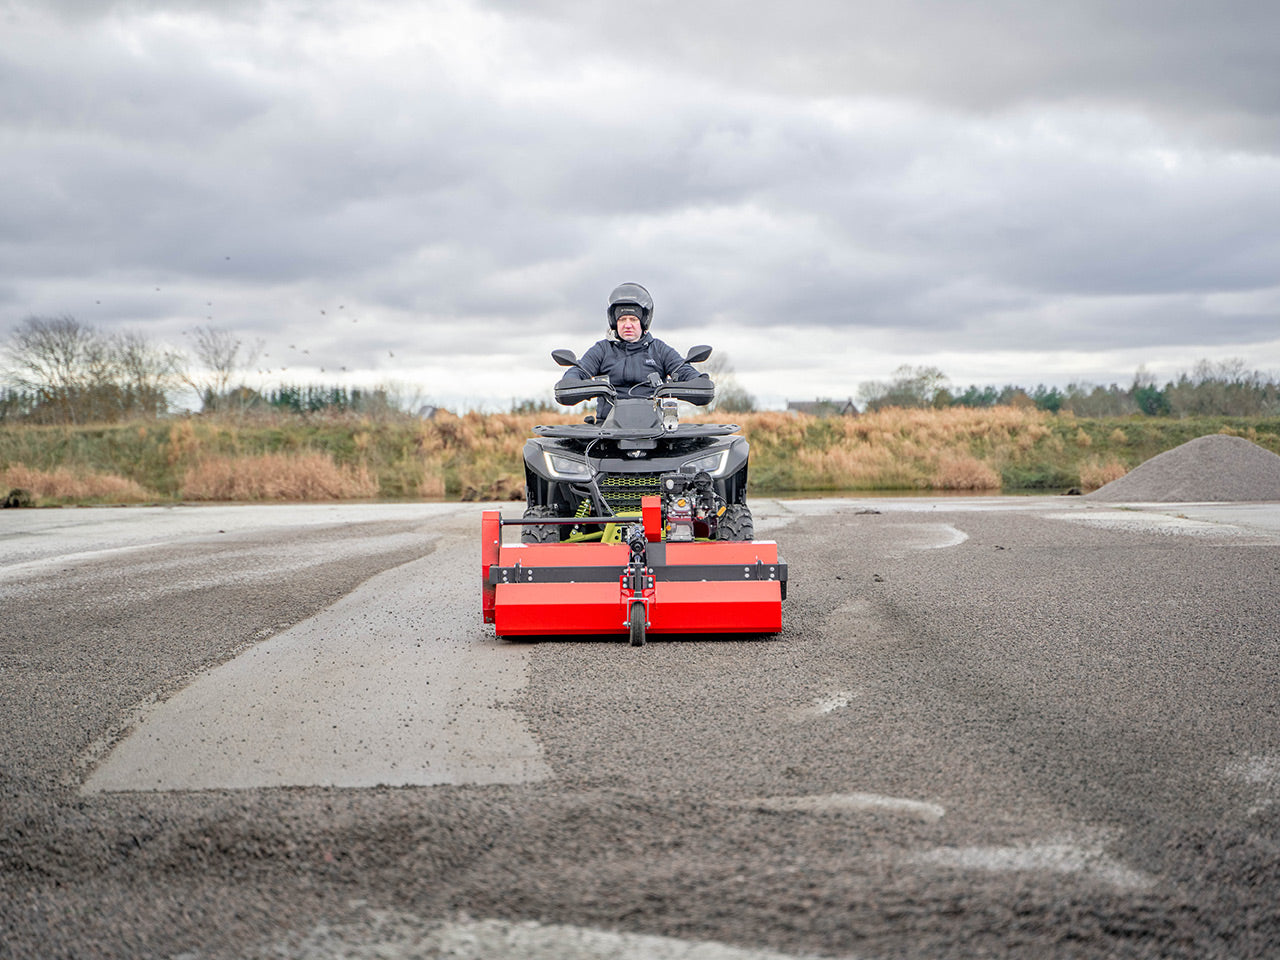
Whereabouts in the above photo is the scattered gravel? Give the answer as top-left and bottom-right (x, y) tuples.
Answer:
(1086, 434), (1280, 502)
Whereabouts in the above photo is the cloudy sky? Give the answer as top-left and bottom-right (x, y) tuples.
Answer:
(3, 0), (1279, 410)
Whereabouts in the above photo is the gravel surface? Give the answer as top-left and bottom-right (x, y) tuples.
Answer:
(3, 498), (1279, 959)
(1087, 434), (1280, 502)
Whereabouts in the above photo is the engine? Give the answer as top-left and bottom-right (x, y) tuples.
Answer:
(659, 469), (722, 541)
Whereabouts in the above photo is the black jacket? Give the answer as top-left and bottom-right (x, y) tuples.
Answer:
(563, 333), (706, 418)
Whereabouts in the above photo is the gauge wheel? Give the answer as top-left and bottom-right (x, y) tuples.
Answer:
(628, 601), (646, 647)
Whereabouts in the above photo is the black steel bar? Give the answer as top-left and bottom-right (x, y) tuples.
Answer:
(498, 516), (628, 526)
(488, 565), (622, 585)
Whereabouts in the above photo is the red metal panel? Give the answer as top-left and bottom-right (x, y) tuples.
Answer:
(493, 582), (630, 636)
(481, 511), (501, 624)
(497, 542), (629, 567)
(647, 581), (783, 634)
(493, 580), (782, 637)
(663, 541), (779, 566)
(642, 495), (662, 542)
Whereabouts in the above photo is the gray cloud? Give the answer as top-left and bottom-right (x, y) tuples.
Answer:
(3, 0), (1280, 408)
(491, 0), (1280, 144)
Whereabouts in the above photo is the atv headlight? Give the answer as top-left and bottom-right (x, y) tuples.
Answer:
(682, 450), (729, 477)
(543, 451), (593, 480)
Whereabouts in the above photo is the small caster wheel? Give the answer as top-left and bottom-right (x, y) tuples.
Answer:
(628, 602), (646, 647)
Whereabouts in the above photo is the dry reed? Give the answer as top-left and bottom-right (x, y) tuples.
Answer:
(1, 463), (155, 503)
(932, 453), (1003, 490)
(181, 452), (379, 501)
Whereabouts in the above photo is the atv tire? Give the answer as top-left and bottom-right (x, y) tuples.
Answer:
(521, 505), (565, 543)
(716, 503), (755, 541)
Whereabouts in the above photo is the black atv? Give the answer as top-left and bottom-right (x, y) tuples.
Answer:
(520, 345), (755, 543)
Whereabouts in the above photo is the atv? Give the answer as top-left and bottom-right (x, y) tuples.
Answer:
(519, 344), (755, 544)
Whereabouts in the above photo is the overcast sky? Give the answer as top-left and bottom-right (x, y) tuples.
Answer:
(3, 0), (1279, 410)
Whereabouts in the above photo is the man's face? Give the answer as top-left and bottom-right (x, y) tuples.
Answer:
(616, 313), (643, 342)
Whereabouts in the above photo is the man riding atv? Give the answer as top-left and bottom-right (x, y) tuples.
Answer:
(560, 282), (712, 421)
(485, 283), (782, 644)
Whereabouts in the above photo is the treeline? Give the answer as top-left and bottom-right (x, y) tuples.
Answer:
(6, 315), (1280, 425)
(257, 384), (404, 416)
(857, 361), (1280, 418)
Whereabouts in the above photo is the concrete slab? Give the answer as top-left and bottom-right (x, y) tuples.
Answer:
(82, 541), (550, 792)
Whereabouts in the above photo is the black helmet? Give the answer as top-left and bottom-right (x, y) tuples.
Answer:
(607, 282), (654, 332)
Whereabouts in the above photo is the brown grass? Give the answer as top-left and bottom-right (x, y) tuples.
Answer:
(721, 405), (1051, 490)
(1, 463), (156, 503)
(181, 452), (379, 501)
(932, 453), (1003, 490)
(418, 457), (446, 498)
(11, 403), (1229, 503)
(1078, 456), (1129, 491)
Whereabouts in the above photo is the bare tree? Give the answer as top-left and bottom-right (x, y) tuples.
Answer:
(3, 316), (185, 422)
(114, 330), (182, 417)
(858, 365), (951, 411)
(704, 352), (756, 413)
(180, 325), (261, 412)
(4, 315), (101, 423)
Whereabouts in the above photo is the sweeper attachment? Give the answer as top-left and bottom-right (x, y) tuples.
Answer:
(480, 343), (787, 645)
(481, 494), (786, 646)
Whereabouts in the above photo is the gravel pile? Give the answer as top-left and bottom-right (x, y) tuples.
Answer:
(1087, 434), (1280, 502)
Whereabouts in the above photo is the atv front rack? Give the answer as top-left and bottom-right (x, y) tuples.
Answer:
(481, 497), (786, 646)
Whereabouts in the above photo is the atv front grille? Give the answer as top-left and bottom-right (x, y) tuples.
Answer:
(598, 473), (662, 511)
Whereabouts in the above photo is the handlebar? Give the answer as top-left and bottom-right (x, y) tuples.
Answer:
(551, 345), (715, 407)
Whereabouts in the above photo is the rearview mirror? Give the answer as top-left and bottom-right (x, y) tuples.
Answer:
(685, 344), (712, 364)
(551, 349), (579, 367)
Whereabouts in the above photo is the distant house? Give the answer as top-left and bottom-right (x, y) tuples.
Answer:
(787, 399), (859, 417)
